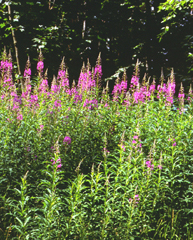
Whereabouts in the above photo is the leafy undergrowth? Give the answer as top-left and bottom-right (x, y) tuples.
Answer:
(0, 49), (193, 239)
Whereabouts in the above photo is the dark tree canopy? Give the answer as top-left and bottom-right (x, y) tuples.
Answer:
(0, 0), (192, 89)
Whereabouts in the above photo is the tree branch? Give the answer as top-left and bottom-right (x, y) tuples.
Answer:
(7, 4), (21, 79)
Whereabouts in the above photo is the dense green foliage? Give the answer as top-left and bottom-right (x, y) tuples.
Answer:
(0, 48), (193, 239)
(0, 0), (192, 86)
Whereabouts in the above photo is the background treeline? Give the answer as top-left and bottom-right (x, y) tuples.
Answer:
(0, 0), (193, 90)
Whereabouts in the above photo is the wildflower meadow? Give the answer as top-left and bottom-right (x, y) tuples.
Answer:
(0, 47), (193, 239)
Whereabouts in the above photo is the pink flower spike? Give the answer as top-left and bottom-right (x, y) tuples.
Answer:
(133, 135), (138, 139)
(173, 142), (176, 146)
(132, 140), (136, 144)
(37, 61), (44, 72)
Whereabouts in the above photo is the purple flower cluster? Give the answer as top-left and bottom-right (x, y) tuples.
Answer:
(77, 71), (96, 92)
(23, 57), (32, 96)
(83, 99), (98, 110)
(63, 136), (71, 145)
(112, 80), (127, 100)
(0, 60), (12, 71)
(39, 79), (48, 93)
(132, 135), (142, 149)
(146, 160), (154, 170)
(17, 114), (23, 121)
(130, 76), (139, 88)
(146, 160), (162, 171)
(157, 81), (176, 106)
(24, 68), (31, 78)
(0, 55), (14, 89)
(57, 58), (70, 91)
(178, 93), (185, 99)
(37, 61), (44, 72)
(169, 138), (176, 147)
(133, 84), (156, 104)
(94, 65), (102, 79)
(53, 100), (61, 109)
(73, 93), (82, 104)
(51, 158), (62, 169)
(51, 84), (60, 94)
(58, 70), (70, 90)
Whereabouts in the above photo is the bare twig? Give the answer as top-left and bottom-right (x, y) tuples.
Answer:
(48, 0), (55, 10)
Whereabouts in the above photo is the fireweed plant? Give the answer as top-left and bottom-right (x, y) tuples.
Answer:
(0, 47), (193, 239)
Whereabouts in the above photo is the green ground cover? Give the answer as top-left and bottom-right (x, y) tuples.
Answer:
(0, 50), (193, 239)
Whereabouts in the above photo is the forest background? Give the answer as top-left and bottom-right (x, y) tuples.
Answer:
(0, 0), (193, 91)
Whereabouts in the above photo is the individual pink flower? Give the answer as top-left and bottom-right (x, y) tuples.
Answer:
(51, 159), (55, 165)
(57, 163), (62, 169)
(63, 136), (71, 145)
